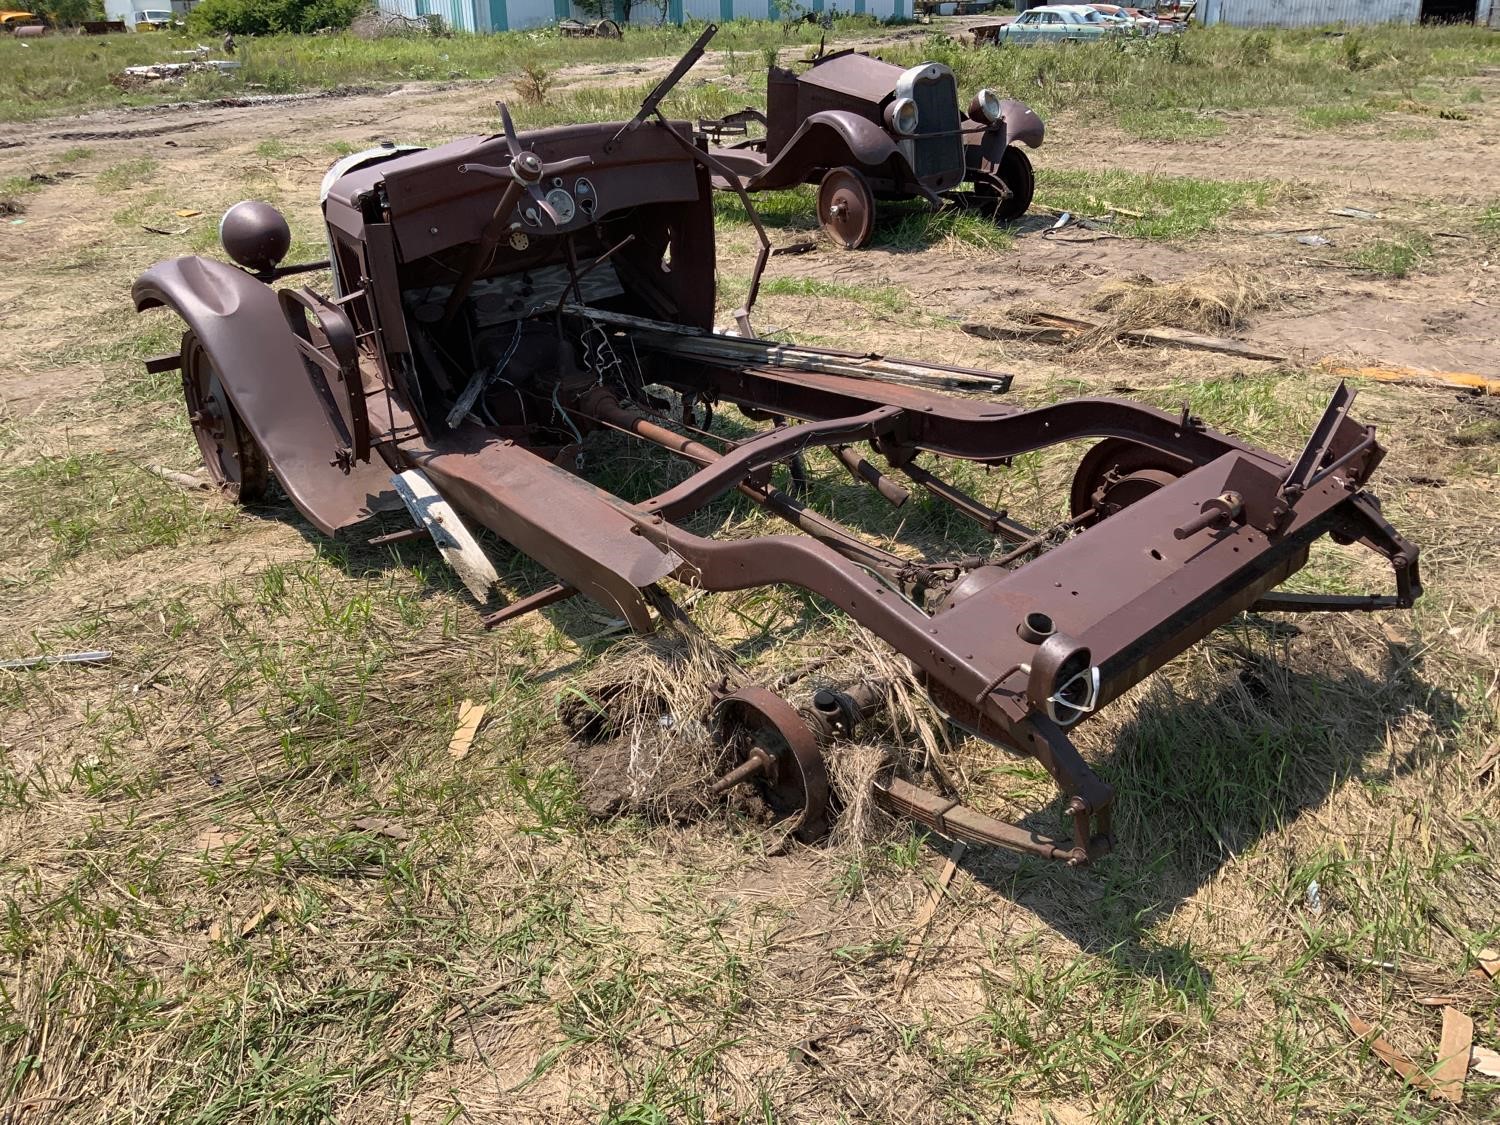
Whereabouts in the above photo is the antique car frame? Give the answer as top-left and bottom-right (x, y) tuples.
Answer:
(132, 33), (1419, 863)
(696, 40), (1044, 248)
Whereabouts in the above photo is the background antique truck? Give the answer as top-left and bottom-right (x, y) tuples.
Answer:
(699, 49), (1044, 248)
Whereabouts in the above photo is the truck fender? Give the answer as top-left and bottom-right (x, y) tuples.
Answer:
(998, 99), (1045, 149)
(750, 110), (907, 190)
(133, 255), (394, 536)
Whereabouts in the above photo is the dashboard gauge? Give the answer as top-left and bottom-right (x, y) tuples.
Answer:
(545, 188), (576, 224)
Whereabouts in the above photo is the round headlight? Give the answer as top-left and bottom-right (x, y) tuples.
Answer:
(220, 200), (291, 274)
(969, 88), (1003, 125)
(885, 97), (919, 136)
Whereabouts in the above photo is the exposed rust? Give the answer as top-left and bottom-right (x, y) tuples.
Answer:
(132, 54), (1421, 866)
(697, 39), (1045, 246)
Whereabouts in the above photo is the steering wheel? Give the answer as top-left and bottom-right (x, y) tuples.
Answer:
(458, 103), (593, 227)
(440, 103), (592, 326)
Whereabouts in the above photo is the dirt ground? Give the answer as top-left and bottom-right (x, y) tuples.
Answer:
(3, 57), (1497, 401)
(1, 46), (1498, 1125)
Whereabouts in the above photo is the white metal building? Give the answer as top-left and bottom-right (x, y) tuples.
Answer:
(1198, 0), (1495, 25)
(375, 0), (908, 34)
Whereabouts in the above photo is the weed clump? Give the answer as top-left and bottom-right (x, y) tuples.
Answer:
(514, 63), (554, 107)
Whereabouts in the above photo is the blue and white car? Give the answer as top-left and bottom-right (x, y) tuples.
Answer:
(994, 5), (1120, 43)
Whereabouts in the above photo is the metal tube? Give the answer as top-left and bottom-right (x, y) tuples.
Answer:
(832, 445), (910, 507)
(579, 391), (914, 578)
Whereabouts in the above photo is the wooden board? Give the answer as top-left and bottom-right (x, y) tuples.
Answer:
(390, 469), (499, 602)
(1434, 1006), (1473, 1104)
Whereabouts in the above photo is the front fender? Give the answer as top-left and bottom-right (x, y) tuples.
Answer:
(998, 99), (1045, 149)
(749, 110), (909, 190)
(133, 255), (394, 536)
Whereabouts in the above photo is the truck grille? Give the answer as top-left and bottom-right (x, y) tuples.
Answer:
(911, 72), (963, 179)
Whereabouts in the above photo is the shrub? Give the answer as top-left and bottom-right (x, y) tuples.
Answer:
(188, 0), (367, 35)
(514, 63), (553, 106)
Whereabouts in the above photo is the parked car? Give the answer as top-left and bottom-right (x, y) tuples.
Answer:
(0, 9), (40, 30)
(697, 49), (1044, 248)
(1089, 3), (1160, 32)
(132, 8), (179, 28)
(988, 6), (1118, 43)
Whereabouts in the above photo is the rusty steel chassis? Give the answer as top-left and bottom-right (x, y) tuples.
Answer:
(386, 339), (1418, 864)
(138, 267), (1420, 862)
(131, 109), (1419, 865)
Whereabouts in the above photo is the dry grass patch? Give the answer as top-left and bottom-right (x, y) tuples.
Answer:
(1087, 265), (1284, 337)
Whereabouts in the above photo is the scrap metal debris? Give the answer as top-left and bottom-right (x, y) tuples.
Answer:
(558, 16), (622, 37)
(128, 26), (1421, 868)
(0, 650), (112, 671)
(113, 60), (240, 89)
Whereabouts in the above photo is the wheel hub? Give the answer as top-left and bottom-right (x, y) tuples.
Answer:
(711, 685), (830, 841)
(817, 167), (875, 250)
(1069, 437), (1194, 523)
(182, 333), (268, 502)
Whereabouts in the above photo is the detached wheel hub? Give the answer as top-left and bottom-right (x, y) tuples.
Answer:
(711, 685), (829, 841)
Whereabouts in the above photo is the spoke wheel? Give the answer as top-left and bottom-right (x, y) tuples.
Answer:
(181, 330), (268, 503)
(817, 166), (876, 250)
(1069, 437), (1193, 524)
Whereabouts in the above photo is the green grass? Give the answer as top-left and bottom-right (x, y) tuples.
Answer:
(96, 158), (161, 193)
(1035, 168), (1274, 239)
(1118, 108), (1228, 141)
(1480, 201), (1500, 242)
(253, 138), (298, 160)
(757, 275), (910, 315)
(1298, 104), (1375, 130)
(0, 18), (860, 122)
(0, 347), (1497, 1123)
(1348, 232), (1431, 278)
(881, 24), (1500, 134)
(876, 207), (1016, 254)
(3, 22), (1497, 129)
(0, 173), (42, 200)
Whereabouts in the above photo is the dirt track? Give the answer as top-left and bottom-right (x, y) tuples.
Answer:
(2, 61), (1497, 412)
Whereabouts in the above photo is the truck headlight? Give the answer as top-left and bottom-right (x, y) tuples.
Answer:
(885, 97), (919, 136)
(969, 88), (1003, 125)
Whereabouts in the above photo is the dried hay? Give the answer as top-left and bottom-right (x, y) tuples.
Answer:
(558, 623), (740, 823)
(1087, 265), (1283, 339)
(556, 617), (969, 848)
